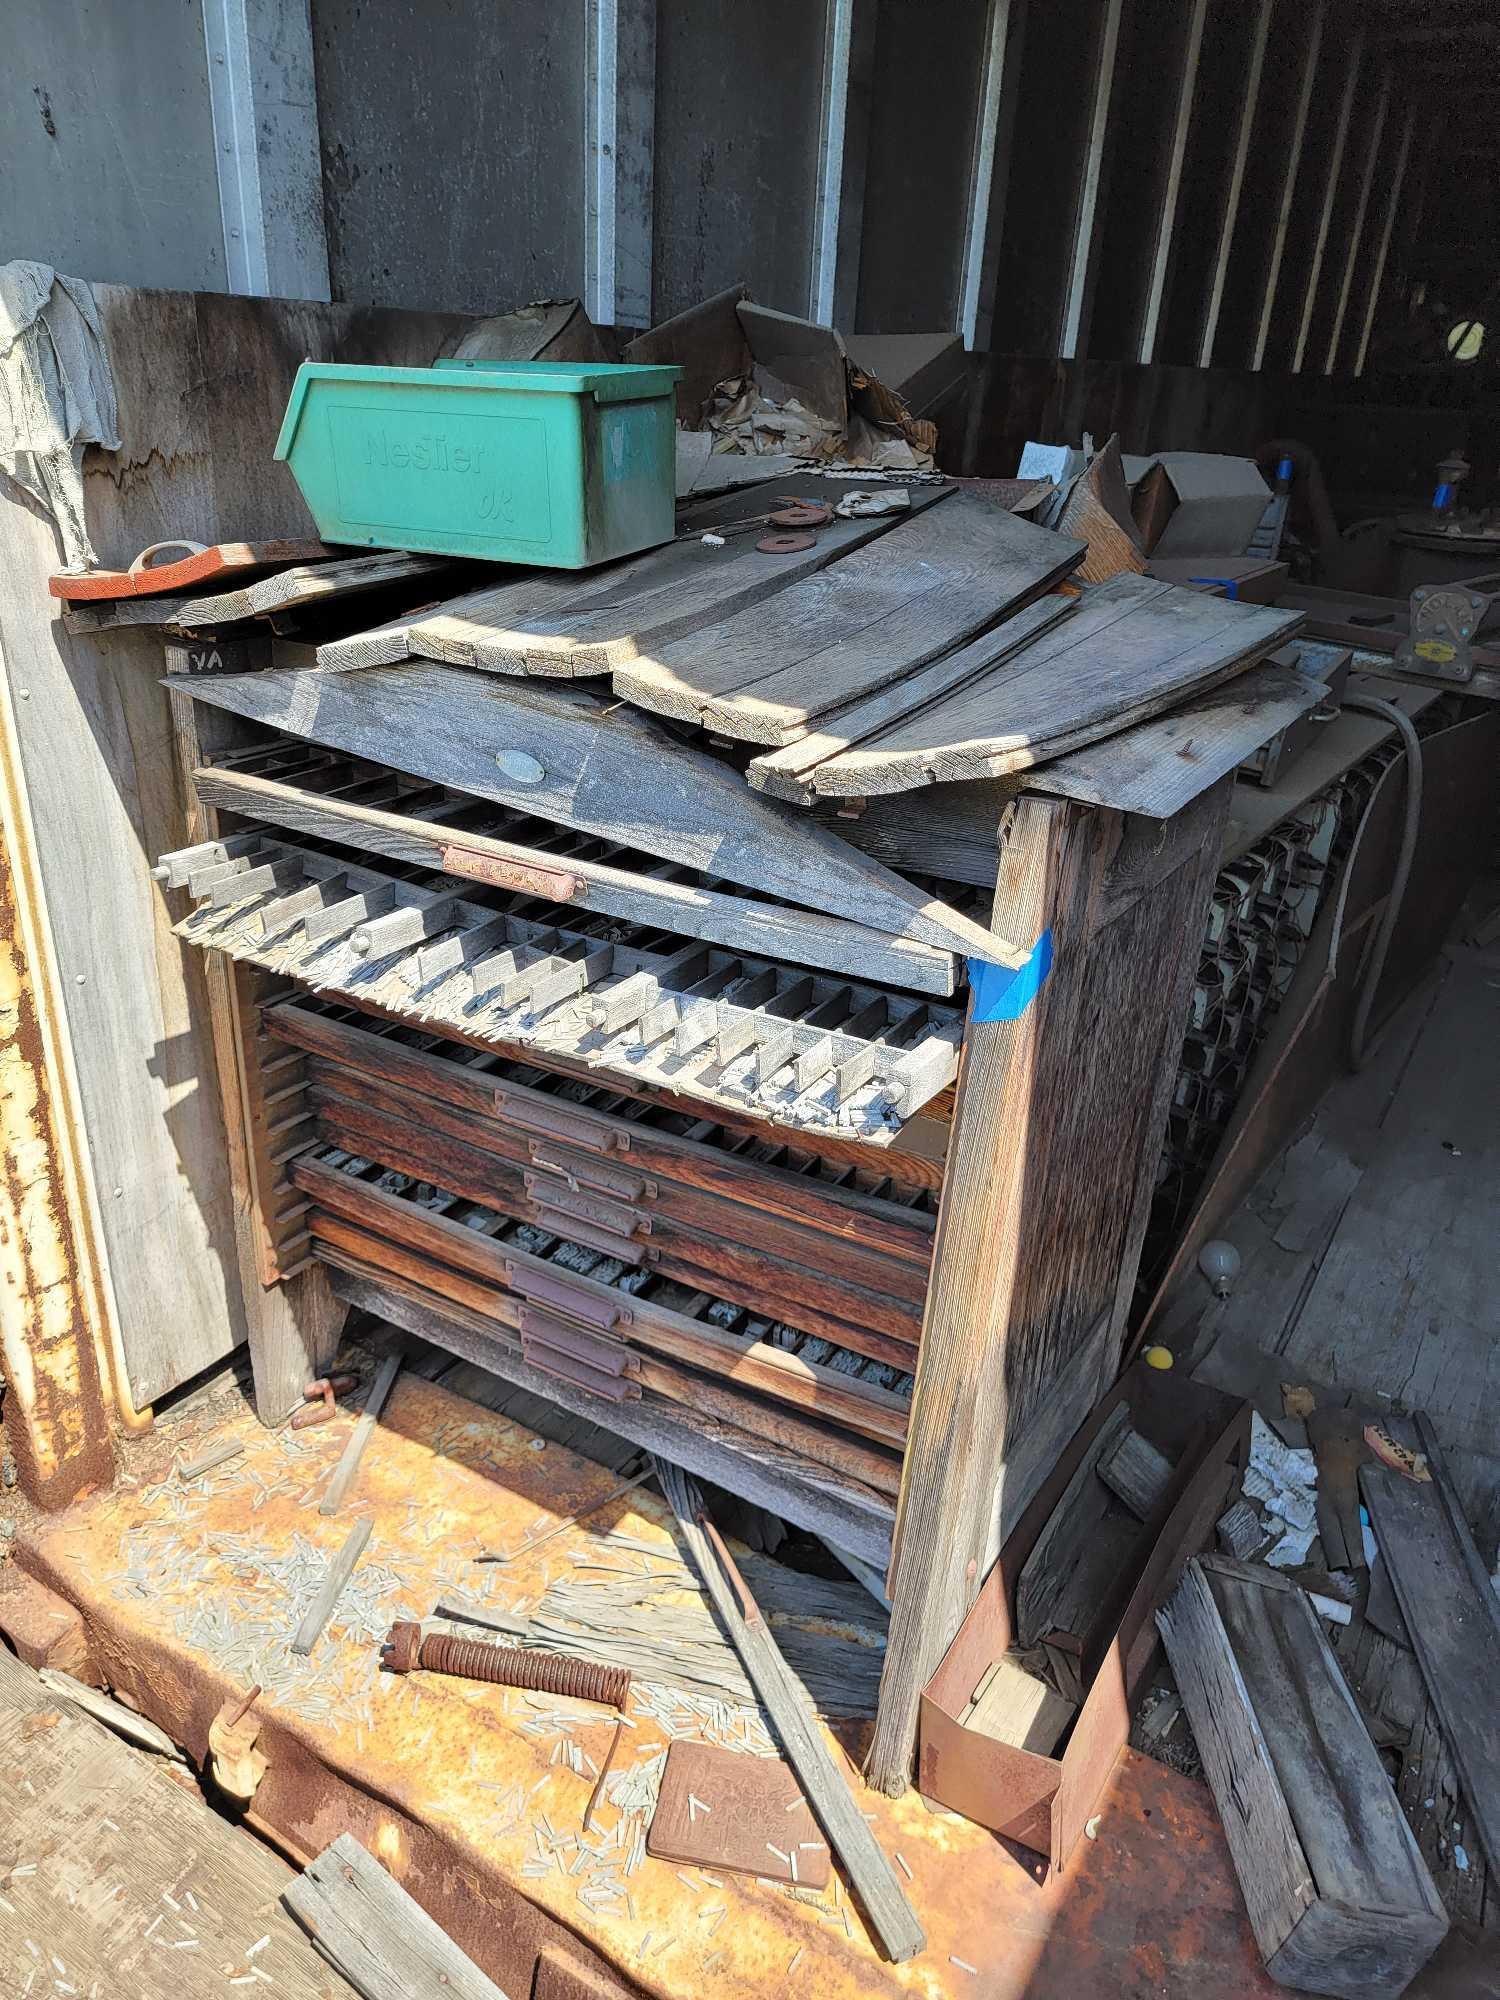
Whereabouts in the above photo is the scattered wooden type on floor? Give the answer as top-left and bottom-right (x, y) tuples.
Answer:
(291, 1517), (374, 1656)
(646, 1737), (832, 1887)
(655, 1456), (925, 1963)
(319, 1350), (403, 1515)
(956, 1656), (1076, 1757)
(1362, 1418), (1500, 1877)
(1095, 1421), (1176, 1520)
(284, 1833), (506, 2000)
(1158, 1556), (1448, 1997)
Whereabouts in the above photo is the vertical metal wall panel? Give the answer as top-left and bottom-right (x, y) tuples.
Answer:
(1058, 0), (1126, 359)
(0, 0), (228, 291)
(1088, 0), (1206, 364)
(1353, 102), (1418, 379)
(651, 0), (824, 321)
(1290, 24), (1365, 371)
(855, 0), (990, 335)
(1195, 0), (1272, 367)
(309, 0), (585, 314)
(1323, 67), (1391, 374)
(985, 0), (1107, 355)
(1154, 0), (1267, 366)
(957, 0), (1028, 353)
(585, 0), (656, 329)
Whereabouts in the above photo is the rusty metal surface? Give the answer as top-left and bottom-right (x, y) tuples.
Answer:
(0, 801), (116, 1507)
(647, 1738), (831, 1889)
(18, 1369), (1282, 1999)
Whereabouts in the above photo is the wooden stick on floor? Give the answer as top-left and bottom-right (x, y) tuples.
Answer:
(654, 1456), (925, 1964)
(292, 1519), (373, 1656)
(319, 1352), (403, 1516)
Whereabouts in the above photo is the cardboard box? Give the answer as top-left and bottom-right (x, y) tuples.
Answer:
(1134, 453), (1272, 559)
(918, 1370), (1249, 1875)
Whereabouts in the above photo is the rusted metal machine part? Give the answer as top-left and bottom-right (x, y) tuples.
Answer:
(382, 1619), (631, 1708)
(11, 1372), (1284, 1999)
(288, 1371), (358, 1428)
(0, 792), (118, 1507)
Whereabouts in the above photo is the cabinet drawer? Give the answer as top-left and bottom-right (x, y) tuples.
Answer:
(268, 995), (934, 1346)
(296, 1147), (909, 1499)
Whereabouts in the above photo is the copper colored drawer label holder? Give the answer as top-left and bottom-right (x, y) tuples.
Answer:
(440, 842), (581, 904)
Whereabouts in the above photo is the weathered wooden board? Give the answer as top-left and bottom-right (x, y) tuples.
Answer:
(805, 578), (1303, 797)
(747, 594), (1076, 802)
(189, 762), (961, 995)
(1024, 660), (1323, 818)
(177, 662), (1025, 964)
(1159, 1558), (1447, 1997)
(0, 1644), (355, 1998)
(405, 479), (954, 678)
(63, 549), (457, 636)
(1362, 1454), (1500, 1879)
(613, 495), (1085, 744)
(49, 536), (333, 600)
(285, 1833), (506, 2000)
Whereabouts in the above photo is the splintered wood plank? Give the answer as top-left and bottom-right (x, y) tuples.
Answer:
(614, 496), (1085, 743)
(284, 1833), (506, 1999)
(808, 579), (1304, 796)
(1024, 659), (1323, 818)
(1362, 1458), (1500, 1878)
(49, 537), (333, 600)
(189, 763), (960, 995)
(749, 595), (1077, 801)
(406, 480), (954, 678)
(0, 1645), (353, 1998)
(177, 662), (1025, 964)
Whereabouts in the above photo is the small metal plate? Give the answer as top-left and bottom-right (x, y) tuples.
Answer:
(646, 1738), (831, 1887)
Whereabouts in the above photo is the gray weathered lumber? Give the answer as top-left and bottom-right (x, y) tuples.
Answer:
(1362, 1449), (1500, 1877)
(406, 480), (953, 678)
(654, 1458), (925, 1963)
(747, 594), (1077, 801)
(1024, 659), (1323, 818)
(291, 1518), (373, 1656)
(806, 578), (1304, 796)
(63, 550), (455, 635)
(190, 763), (959, 995)
(319, 1351), (403, 1515)
(284, 1833), (508, 1999)
(614, 495), (1085, 743)
(38, 1668), (184, 1758)
(1095, 1421), (1175, 1519)
(1158, 1557), (1447, 1997)
(177, 662), (1025, 964)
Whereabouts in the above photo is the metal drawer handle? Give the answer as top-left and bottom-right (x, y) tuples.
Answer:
(507, 1264), (634, 1332)
(527, 1146), (652, 1204)
(493, 1087), (623, 1156)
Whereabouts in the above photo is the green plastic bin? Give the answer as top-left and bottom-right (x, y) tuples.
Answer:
(273, 358), (681, 569)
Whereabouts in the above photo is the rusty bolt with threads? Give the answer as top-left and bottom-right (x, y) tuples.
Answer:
(381, 1620), (631, 1709)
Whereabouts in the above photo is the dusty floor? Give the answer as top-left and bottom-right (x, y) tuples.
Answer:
(4, 1361), (1284, 2000)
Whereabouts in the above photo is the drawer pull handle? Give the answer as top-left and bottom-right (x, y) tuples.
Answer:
(439, 843), (580, 904)
(524, 1173), (645, 1237)
(527, 1203), (649, 1267)
(519, 1307), (640, 1403)
(508, 1265), (634, 1332)
(527, 1146), (651, 1205)
(493, 1088), (623, 1156)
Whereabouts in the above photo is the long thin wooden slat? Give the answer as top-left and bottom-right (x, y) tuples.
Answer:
(655, 1459), (925, 1963)
(179, 663), (1021, 965)
(810, 583), (1303, 796)
(614, 497), (1085, 742)
(191, 763), (957, 995)
(290, 1518), (373, 1656)
(749, 594), (1077, 801)
(405, 480), (954, 678)
(318, 1351), (403, 1516)
(1362, 1457), (1500, 1877)
(63, 550), (454, 634)
(284, 1833), (507, 2000)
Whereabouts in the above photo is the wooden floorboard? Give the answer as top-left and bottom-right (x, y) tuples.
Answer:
(0, 1645), (351, 1997)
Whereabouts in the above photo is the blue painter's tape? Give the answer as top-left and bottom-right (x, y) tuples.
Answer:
(1190, 573), (1240, 599)
(968, 929), (1054, 1021)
